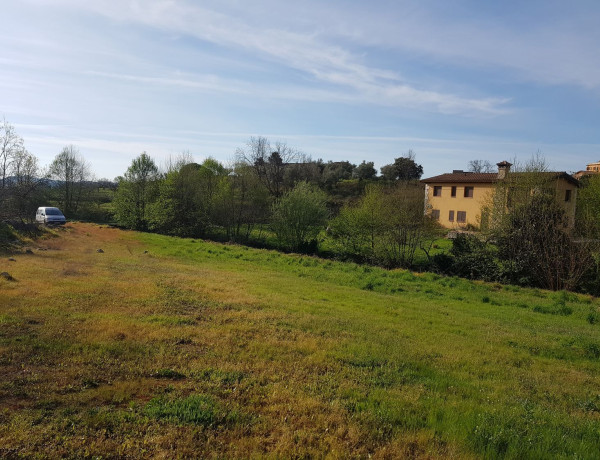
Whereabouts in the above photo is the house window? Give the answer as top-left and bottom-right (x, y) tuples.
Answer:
(464, 186), (474, 198)
(565, 189), (572, 202)
(457, 211), (466, 223)
(451, 186), (456, 197)
(449, 210), (454, 222)
(431, 209), (440, 220)
(433, 186), (442, 197)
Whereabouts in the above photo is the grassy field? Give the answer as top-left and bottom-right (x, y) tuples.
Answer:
(1, 223), (599, 459)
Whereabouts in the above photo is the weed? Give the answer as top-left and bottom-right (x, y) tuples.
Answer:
(154, 369), (186, 380)
(143, 394), (239, 426)
(584, 342), (600, 359)
(587, 308), (600, 325)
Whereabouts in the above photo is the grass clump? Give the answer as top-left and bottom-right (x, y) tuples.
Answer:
(154, 368), (186, 380)
(143, 394), (239, 427)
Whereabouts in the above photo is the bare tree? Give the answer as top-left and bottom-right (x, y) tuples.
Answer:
(0, 119), (24, 190)
(49, 145), (92, 215)
(8, 149), (42, 219)
(468, 159), (494, 173)
(236, 136), (301, 197)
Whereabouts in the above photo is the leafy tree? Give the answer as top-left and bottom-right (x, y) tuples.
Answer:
(321, 161), (355, 188)
(211, 163), (270, 241)
(486, 156), (593, 290)
(329, 184), (387, 258)
(49, 145), (92, 215)
(113, 153), (159, 230)
(148, 162), (207, 236)
(495, 193), (591, 290)
(576, 174), (600, 239)
(380, 151), (423, 181)
(329, 182), (436, 267)
(283, 160), (322, 189)
(271, 181), (328, 251)
(353, 161), (377, 180)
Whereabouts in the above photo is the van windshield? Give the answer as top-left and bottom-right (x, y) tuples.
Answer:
(45, 208), (63, 216)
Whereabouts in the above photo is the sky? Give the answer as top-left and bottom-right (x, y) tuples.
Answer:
(2, 0), (600, 180)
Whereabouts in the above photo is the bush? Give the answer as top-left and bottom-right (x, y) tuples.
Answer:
(435, 234), (500, 281)
(271, 182), (328, 251)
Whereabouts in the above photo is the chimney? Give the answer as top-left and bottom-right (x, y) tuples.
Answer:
(497, 161), (512, 179)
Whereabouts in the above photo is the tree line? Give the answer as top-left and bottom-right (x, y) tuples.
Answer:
(111, 137), (430, 258)
(3, 120), (600, 295)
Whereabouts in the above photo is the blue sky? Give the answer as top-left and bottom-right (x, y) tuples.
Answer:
(2, 0), (599, 179)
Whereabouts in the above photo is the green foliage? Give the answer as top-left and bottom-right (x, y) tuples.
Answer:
(0, 221), (16, 246)
(3, 223), (600, 458)
(380, 151), (423, 181)
(113, 153), (159, 230)
(154, 368), (186, 380)
(587, 307), (600, 325)
(329, 183), (437, 267)
(321, 161), (355, 189)
(270, 181), (328, 251)
(434, 234), (500, 281)
(147, 162), (212, 236)
(354, 160), (377, 180)
(144, 394), (238, 426)
(576, 174), (600, 238)
(495, 193), (588, 290)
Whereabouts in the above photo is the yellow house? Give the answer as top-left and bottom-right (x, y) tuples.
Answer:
(586, 161), (600, 172)
(421, 161), (579, 229)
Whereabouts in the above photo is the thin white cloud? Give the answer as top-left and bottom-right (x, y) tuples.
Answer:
(30, 0), (510, 115)
(320, 2), (600, 90)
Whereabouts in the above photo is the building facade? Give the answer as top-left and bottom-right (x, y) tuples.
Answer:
(421, 162), (579, 230)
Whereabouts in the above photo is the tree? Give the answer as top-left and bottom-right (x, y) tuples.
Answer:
(211, 163), (270, 241)
(380, 151), (423, 181)
(486, 155), (592, 290)
(329, 182), (436, 267)
(49, 145), (92, 215)
(270, 181), (328, 251)
(148, 162), (206, 236)
(576, 174), (600, 239)
(353, 161), (377, 180)
(329, 184), (388, 258)
(495, 193), (591, 290)
(236, 136), (302, 197)
(468, 159), (494, 173)
(8, 148), (43, 220)
(321, 161), (355, 188)
(113, 153), (159, 230)
(0, 120), (44, 220)
(0, 119), (24, 191)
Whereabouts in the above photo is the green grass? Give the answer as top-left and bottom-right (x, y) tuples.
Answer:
(0, 223), (599, 458)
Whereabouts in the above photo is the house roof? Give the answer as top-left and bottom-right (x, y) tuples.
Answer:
(421, 172), (497, 184)
(421, 171), (580, 187)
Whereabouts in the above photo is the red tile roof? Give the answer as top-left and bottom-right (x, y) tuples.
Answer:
(421, 171), (580, 187)
(421, 172), (497, 184)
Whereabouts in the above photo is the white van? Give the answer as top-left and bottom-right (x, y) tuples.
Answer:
(36, 207), (66, 225)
